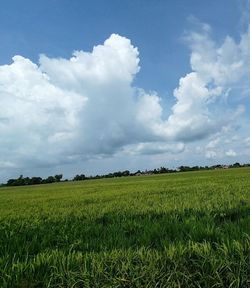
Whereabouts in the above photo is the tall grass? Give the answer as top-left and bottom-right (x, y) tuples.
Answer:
(1, 168), (250, 287)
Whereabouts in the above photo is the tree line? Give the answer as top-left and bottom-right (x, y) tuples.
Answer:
(1, 162), (249, 187)
(4, 174), (63, 187)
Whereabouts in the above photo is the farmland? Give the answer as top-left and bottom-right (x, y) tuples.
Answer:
(1, 168), (250, 287)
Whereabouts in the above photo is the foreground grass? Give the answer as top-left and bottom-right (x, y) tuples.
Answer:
(1, 168), (250, 287)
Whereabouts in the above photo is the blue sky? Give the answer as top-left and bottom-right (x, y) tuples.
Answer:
(0, 0), (242, 93)
(0, 0), (250, 181)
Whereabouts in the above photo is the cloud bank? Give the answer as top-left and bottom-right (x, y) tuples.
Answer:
(0, 25), (250, 172)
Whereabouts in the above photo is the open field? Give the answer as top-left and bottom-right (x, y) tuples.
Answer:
(1, 168), (250, 287)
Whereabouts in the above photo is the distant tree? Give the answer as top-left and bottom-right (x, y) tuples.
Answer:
(16, 175), (25, 186)
(45, 176), (56, 183)
(73, 174), (86, 181)
(232, 162), (241, 168)
(122, 170), (130, 176)
(54, 174), (63, 182)
(113, 171), (122, 177)
(179, 166), (189, 172)
(7, 179), (16, 186)
(30, 177), (42, 185)
(159, 167), (168, 173)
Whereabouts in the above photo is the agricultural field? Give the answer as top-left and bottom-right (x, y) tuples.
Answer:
(1, 168), (250, 287)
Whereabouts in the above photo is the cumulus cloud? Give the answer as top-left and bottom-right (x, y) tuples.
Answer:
(174, 23), (250, 136)
(136, 23), (250, 144)
(0, 34), (166, 169)
(122, 142), (185, 156)
(0, 55), (86, 167)
(225, 149), (237, 157)
(1, 23), (250, 172)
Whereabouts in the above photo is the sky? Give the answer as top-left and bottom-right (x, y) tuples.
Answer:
(1, 0), (250, 181)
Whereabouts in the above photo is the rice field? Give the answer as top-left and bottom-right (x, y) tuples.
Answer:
(1, 168), (250, 287)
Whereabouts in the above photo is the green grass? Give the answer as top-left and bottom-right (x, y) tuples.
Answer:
(1, 168), (250, 287)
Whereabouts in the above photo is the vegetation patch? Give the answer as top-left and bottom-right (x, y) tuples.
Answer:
(1, 168), (250, 287)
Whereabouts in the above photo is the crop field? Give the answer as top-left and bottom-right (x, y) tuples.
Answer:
(1, 168), (250, 287)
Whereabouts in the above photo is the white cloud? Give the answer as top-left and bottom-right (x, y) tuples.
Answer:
(0, 55), (86, 167)
(244, 137), (250, 145)
(205, 150), (217, 159)
(225, 149), (237, 157)
(1, 23), (250, 175)
(123, 142), (185, 156)
(136, 23), (250, 144)
(0, 34), (160, 170)
(206, 138), (220, 149)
